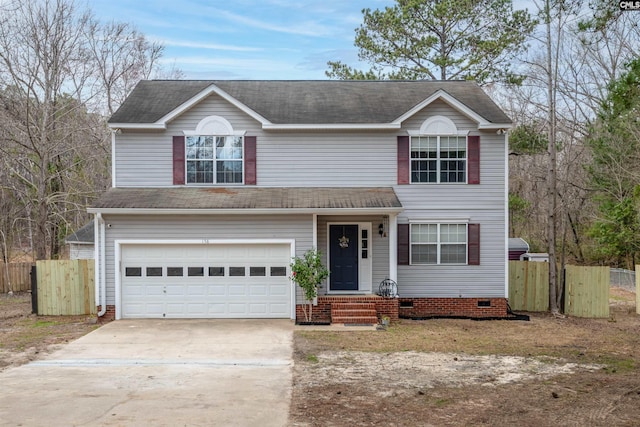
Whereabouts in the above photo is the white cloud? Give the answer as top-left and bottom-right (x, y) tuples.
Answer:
(159, 38), (263, 52)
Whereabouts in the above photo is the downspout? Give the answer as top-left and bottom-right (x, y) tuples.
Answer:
(96, 213), (107, 317)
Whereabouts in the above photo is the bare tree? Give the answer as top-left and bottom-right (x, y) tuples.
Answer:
(85, 20), (164, 115)
(0, 0), (176, 260)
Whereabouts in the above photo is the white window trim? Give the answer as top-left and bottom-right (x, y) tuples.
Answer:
(185, 135), (245, 185)
(409, 222), (469, 266)
(183, 115), (246, 137)
(410, 135), (469, 184)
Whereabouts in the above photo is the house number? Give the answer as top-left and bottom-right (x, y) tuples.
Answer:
(202, 239), (210, 244)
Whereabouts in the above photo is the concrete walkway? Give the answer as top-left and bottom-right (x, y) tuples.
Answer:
(0, 319), (293, 427)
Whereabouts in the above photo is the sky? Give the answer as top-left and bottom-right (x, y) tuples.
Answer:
(90, 0), (398, 80)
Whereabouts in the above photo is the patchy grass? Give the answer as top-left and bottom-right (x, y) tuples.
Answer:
(0, 292), (99, 371)
(291, 292), (640, 427)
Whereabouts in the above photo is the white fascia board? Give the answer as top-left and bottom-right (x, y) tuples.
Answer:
(477, 123), (513, 130)
(116, 238), (296, 246)
(157, 84), (271, 126)
(393, 90), (489, 128)
(108, 123), (166, 130)
(262, 123), (401, 130)
(87, 207), (404, 215)
(408, 218), (470, 223)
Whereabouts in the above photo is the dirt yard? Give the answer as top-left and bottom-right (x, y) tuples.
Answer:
(2, 289), (639, 426)
(0, 292), (99, 371)
(290, 287), (640, 426)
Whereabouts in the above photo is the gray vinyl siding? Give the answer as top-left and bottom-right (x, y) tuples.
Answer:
(115, 133), (173, 187)
(167, 93), (262, 132)
(114, 94), (262, 187)
(403, 99), (478, 132)
(396, 210), (505, 298)
(394, 131), (505, 209)
(257, 133), (397, 187)
(101, 214), (313, 305)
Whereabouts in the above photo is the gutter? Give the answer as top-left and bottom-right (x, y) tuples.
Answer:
(87, 207), (404, 216)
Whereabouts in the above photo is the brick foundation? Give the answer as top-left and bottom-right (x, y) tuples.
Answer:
(96, 305), (116, 322)
(296, 297), (508, 323)
(398, 297), (508, 319)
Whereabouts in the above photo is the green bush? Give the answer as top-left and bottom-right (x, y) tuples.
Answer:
(290, 248), (329, 322)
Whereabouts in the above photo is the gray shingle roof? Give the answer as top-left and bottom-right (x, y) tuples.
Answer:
(109, 80), (511, 125)
(91, 187), (402, 211)
(65, 221), (94, 244)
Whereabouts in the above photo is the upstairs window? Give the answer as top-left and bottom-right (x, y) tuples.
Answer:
(186, 136), (243, 184)
(411, 223), (468, 265)
(410, 136), (467, 183)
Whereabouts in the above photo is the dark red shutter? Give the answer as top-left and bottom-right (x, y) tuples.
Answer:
(397, 136), (410, 185)
(468, 223), (480, 265)
(468, 135), (480, 184)
(244, 136), (256, 185)
(173, 136), (185, 185)
(398, 223), (410, 265)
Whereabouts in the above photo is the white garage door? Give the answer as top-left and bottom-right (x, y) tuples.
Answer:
(121, 244), (292, 318)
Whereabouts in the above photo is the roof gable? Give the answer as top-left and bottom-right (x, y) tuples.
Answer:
(108, 80), (511, 130)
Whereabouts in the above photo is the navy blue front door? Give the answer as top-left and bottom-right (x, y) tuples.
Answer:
(329, 225), (359, 291)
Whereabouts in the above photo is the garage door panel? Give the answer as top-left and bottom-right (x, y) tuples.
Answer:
(269, 304), (289, 315)
(228, 285), (247, 296)
(249, 285), (267, 296)
(121, 243), (291, 319)
(270, 285), (288, 297)
(208, 285), (227, 296)
(228, 303), (248, 314)
(187, 285), (206, 296)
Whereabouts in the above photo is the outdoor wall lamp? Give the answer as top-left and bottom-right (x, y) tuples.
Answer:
(378, 223), (384, 236)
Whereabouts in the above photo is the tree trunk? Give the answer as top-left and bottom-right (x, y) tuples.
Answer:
(545, 0), (559, 314)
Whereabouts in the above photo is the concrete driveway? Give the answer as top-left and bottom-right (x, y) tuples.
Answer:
(0, 319), (293, 426)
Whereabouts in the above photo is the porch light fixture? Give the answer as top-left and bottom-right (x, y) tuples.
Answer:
(378, 223), (384, 236)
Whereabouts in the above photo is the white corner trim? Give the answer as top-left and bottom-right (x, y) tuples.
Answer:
(111, 130), (117, 187)
(504, 130), (510, 298)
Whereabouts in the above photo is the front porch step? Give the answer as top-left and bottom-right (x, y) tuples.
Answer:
(331, 302), (378, 325)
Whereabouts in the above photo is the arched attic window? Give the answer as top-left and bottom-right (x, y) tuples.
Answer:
(409, 115), (472, 184)
(177, 115), (250, 185)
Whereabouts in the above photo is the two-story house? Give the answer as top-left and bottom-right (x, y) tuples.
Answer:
(88, 80), (511, 323)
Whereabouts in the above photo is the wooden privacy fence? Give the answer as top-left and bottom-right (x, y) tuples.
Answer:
(509, 261), (611, 318)
(508, 261), (549, 312)
(36, 259), (95, 315)
(0, 262), (33, 293)
(564, 265), (610, 318)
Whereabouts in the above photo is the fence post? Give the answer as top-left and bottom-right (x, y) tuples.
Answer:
(30, 265), (38, 314)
